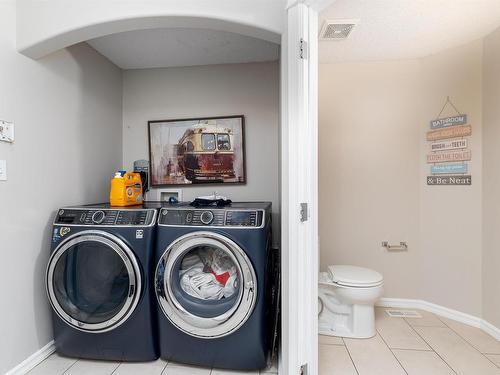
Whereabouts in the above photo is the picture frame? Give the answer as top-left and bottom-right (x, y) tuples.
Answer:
(148, 115), (246, 187)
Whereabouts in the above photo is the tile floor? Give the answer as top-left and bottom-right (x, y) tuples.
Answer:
(27, 307), (500, 375)
(320, 308), (500, 375)
(28, 354), (278, 375)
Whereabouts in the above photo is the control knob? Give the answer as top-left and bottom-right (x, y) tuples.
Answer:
(200, 211), (214, 225)
(92, 210), (106, 224)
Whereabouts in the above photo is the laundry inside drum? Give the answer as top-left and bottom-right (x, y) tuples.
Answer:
(178, 246), (240, 301)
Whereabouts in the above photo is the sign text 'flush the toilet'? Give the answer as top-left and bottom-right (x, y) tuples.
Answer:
(426, 97), (471, 186)
(426, 150), (471, 163)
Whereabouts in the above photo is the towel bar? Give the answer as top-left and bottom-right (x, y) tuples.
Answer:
(382, 241), (408, 251)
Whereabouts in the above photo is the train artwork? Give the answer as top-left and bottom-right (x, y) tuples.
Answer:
(148, 116), (246, 186)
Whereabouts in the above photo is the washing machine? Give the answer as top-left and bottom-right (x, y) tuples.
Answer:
(45, 204), (159, 361)
(154, 202), (275, 370)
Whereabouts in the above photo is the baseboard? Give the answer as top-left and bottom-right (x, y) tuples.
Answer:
(5, 340), (55, 375)
(481, 319), (500, 341)
(377, 298), (500, 341)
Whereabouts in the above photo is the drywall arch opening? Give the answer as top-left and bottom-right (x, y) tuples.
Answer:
(18, 14), (282, 59)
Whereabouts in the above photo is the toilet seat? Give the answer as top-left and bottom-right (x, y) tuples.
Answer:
(328, 265), (383, 288)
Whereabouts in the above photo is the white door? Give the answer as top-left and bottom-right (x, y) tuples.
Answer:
(281, 1), (320, 374)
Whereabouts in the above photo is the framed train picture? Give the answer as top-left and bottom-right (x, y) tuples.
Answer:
(148, 115), (246, 186)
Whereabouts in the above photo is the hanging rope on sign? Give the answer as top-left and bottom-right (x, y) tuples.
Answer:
(434, 96), (462, 120)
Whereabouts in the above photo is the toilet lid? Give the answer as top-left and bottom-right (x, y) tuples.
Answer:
(328, 265), (383, 287)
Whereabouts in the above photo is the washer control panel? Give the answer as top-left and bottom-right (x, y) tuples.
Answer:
(91, 210), (106, 224)
(200, 211), (214, 225)
(159, 208), (264, 227)
(55, 208), (155, 226)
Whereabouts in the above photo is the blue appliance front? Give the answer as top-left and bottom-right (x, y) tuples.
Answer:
(154, 204), (274, 370)
(46, 207), (159, 361)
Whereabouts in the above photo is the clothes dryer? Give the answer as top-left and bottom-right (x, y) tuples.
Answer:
(46, 205), (159, 361)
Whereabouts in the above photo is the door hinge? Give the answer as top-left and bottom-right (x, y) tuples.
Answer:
(299, 38), (308, 60)
(300, 203), (308, 222)
(300, 363), (308, 375)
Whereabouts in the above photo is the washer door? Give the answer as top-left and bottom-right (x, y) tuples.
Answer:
(155, 231), (257, 338)
(46, 230), (141, 333)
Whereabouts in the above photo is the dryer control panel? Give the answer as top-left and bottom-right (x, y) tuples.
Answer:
(54, 208), (156, 226)
(159, 208), (264, 228)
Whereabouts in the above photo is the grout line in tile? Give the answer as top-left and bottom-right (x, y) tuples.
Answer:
(437, 314), (500, 366)
(61, 357), (80, 375)
(490, 357), (500, 370)
(486, 357), (500, 370)
(28, 354), (77, 375)
(109, 361), (122, 375)
(435, 314), (447, 324)
(484, 355), (500, 369)
(402, 316), (445, 329)
(405, 319), (458, 375)
(387, 347), (433, 352)
(318, 334), (346, 346)
(376, 330), (409, 375)
(160, 360), (172, 375)
(341, 337), (360, 375)
(162, 360), (169, 374)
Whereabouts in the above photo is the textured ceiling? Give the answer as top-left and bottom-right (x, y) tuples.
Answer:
(320, 0), (500, 63)
(87, 28), (280, 69)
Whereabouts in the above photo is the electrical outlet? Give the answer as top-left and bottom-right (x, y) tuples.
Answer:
(0, 120), (14, 143)
(0, 160), (6, 181)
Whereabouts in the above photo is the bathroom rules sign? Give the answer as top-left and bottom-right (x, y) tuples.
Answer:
(426, 98), (471, 186)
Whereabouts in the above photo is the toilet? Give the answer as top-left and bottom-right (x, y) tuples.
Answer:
(318, 265), (383, 339)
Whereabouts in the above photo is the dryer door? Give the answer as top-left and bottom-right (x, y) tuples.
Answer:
(155, 231), (257, 338)
(46, 230), (141, 333)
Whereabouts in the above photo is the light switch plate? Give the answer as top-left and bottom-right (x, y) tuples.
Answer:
(0, 120), (14, 143)
(0, 160), (6, 181)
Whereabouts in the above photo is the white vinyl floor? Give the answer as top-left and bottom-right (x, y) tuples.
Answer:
(320, 308), (500, 375)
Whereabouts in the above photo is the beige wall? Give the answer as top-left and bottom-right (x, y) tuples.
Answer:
(482, 27), (500, 328)
(0, 1), (123, 373)
(122, 62), (280, 244)
(319, 40), (483, 316)
(419, 42), (483, 316)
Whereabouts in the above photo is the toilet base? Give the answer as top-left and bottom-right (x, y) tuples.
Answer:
(318, 282), (380, 339)
(319, 303), (376, 339)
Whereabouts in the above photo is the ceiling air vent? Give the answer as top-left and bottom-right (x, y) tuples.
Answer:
(320, 19), (358, 40)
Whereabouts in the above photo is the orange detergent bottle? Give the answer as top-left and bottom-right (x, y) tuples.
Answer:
(110, 171), (144, 206)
